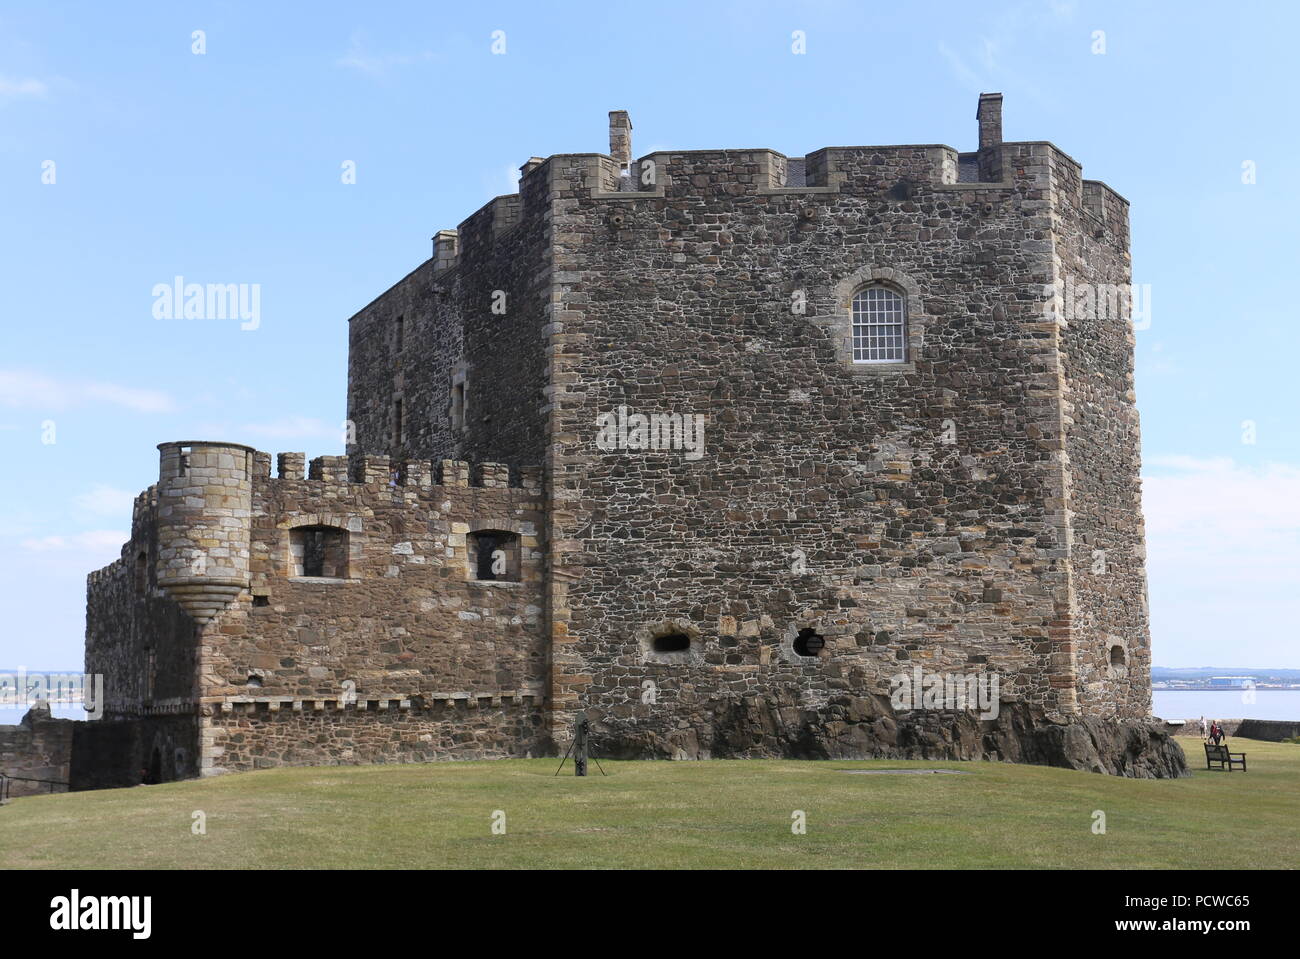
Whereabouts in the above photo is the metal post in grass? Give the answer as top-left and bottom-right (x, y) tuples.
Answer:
(574, 711), (589, 777)
(553, 710), (606, 777)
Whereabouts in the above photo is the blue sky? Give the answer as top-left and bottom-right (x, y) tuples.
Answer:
(1, 0), (1297, 695)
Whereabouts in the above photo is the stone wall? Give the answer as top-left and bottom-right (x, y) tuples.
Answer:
(87, 445), (549, 778)
(1050, 146), (1151, 720)
(346, 162), (553, 471)
(68, 713), (199, 789)
(86, 487), (202, 717)
(1166, 718), (1300, 742)
(542, 139), (1088, 756)
(0, 704), (74, 798)
(204, 698), (544, 769)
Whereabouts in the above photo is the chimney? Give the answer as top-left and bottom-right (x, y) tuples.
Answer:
(520, 156), (545, 180)
(433, 230), (459, 272)
(976, 93), (1003, 181)
(609, 110), (632, 172)
(977, 92), (1003, 150)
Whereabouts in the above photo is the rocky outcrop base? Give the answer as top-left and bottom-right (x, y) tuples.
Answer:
(589, 693), (1188, 779)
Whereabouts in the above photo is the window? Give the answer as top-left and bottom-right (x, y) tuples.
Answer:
(794, 628), (825, 657)
(144, 647), (156, 703)
(468, 529), (519, 581)
(652, 633), (691, 653)
(396, 314), (404, 352)
(135, 552), (148, 593)
(394, 399), (404, 446)
(851, 286), (906, 363)
(639, 621), (700, 664)
(451, 381), (466, 431)
(290, 525), (349, 578)
(1110, 646), (1126, 667)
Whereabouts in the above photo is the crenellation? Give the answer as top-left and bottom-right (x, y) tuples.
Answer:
(353, 453), (390, 485)
(277, 452), (305, 480)
(440, 459), (471, 487)
(308, 454), (349, 484)
(475, 462), (510, 488)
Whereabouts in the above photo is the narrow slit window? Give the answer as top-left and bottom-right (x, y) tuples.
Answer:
(451, 382), (466, 431)
(396, 314), (405, 352)
(394, 399), (403, 445)
(851, 287), (906, 363)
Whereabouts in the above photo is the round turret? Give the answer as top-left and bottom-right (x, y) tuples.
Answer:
(155, 441), (255, 624)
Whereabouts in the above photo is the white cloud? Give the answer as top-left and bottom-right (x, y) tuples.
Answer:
(240, 416), (337, 439)
(336, 33), (435, 75)
(1143, 456), (1300, 665)
(937, 42), (983, 92)
(195, 416), (339, 440)
(1144, 456), (1300, 545)
(0, 76), (47, 100)
(20, 530), (127, 554)
(73, 486), (137, 516)
(0, 370), (174, 413)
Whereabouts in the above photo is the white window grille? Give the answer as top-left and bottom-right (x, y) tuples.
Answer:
(851, 287), (906, 363)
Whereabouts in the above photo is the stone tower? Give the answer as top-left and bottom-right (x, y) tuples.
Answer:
(155, 442), (255, 624)
(341, 93), (1171, 771)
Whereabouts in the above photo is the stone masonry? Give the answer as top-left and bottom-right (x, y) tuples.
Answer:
(66, 94), (1184, 785)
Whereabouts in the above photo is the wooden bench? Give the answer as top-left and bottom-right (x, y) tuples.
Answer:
(1204, 742), (1247, 771)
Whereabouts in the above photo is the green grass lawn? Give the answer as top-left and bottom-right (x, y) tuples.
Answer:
(2, 738), (1297, 869)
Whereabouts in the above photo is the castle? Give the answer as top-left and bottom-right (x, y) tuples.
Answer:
(70, 94), (1187, 785)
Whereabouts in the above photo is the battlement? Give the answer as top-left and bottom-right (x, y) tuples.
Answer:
(267, 451), (541, 492)
(409, 95), (1129, 290)
(208, 689), (546, 713)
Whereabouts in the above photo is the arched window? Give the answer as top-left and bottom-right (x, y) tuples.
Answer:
(851, 286), (906, 363)
(135, 552), (148, 593)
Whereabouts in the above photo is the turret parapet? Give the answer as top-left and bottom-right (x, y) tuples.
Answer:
(1081, 179), (1131, 242)
(155, 441), (255, 625)
(100, 441), (541, 624)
